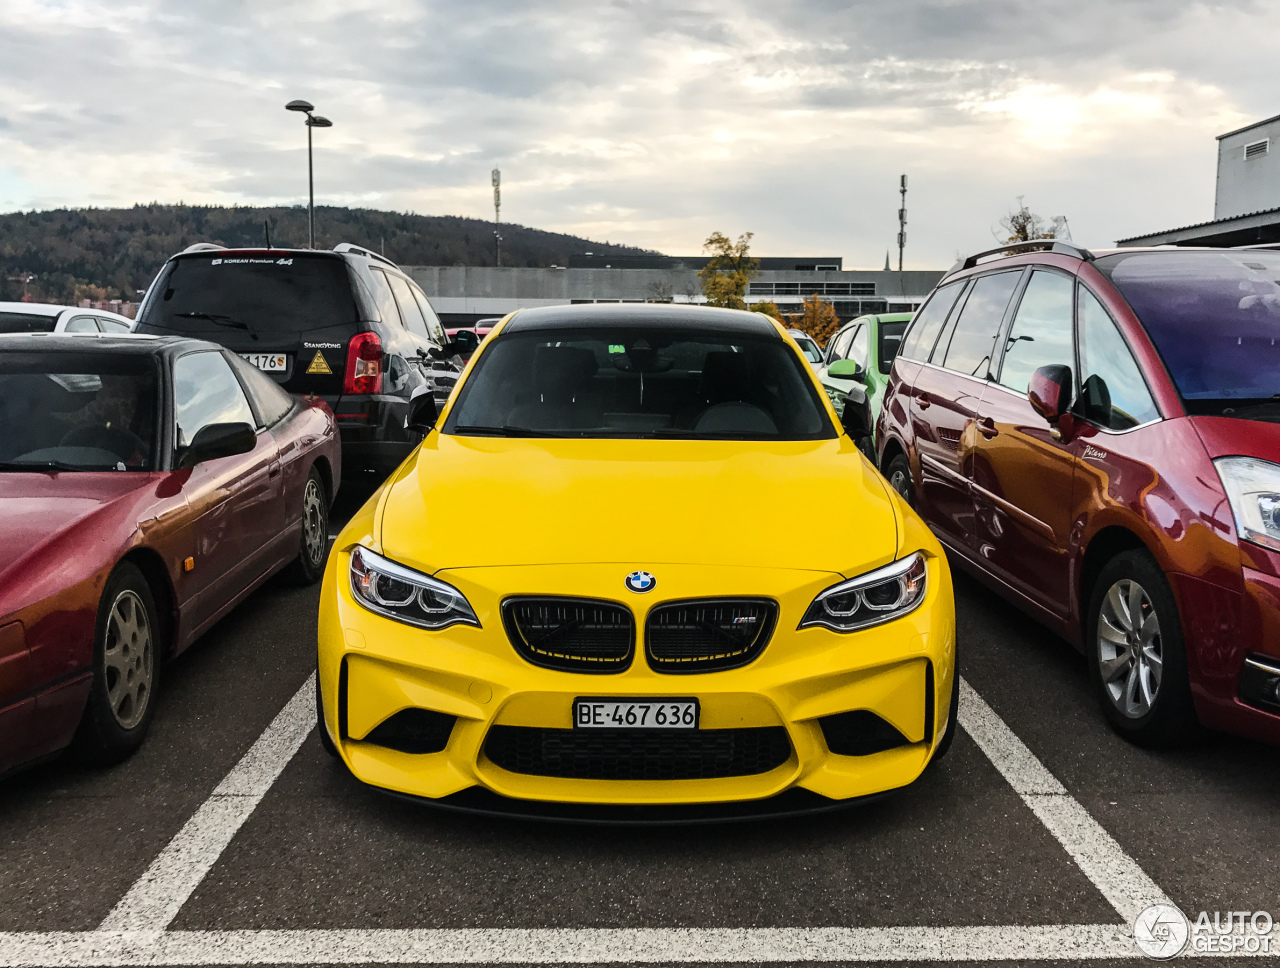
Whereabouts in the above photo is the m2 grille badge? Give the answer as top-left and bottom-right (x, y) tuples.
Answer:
(624, 571), (656, 594)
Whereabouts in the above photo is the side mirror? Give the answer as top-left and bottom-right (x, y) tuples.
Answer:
(180, 422), (256, 468)
(827, 358), (867, 382)
(840, 384), (874, 438)
(452, 330), (480, 353)
(405, 385), (438, 433)
(1028, 364), (1073, 424)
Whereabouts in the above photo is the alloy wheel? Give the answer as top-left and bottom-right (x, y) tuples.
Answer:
(889, 468), (912, 504)
(1097, 578), (1163, 719)
(104, 589), (153, 730)
(302, 478), (326, 567)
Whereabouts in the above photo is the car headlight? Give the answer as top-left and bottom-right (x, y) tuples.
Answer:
(799, 553), (928, 632)
(349, 547), (479, 630)
(1214, 456), (1280, 554)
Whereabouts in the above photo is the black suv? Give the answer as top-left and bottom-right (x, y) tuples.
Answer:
(134, 243), (467, 479)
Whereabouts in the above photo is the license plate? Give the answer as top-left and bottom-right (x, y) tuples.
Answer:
(573, 698), (698, 729)
(241, 353), (288, 372)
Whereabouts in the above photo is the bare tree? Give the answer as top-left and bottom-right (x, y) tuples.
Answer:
(996, 197), (1070, 243)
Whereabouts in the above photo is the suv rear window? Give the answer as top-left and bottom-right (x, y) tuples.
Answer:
(140, 254), (360, 333)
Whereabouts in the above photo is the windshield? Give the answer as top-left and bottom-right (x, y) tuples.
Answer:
(0, 352), (158, 470)
(140, 253), (360, 333)
(444, 327), (835, 439)
(1096, 250), (1280, 410)
(795, 337), (823, 363)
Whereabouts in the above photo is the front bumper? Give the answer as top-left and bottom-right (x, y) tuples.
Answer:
(318, 553), (956, 809)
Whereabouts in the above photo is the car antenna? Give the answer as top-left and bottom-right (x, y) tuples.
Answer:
(263, 219), (272, 250)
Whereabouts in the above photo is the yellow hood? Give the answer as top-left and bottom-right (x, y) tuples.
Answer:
(377, 434), (899, 575)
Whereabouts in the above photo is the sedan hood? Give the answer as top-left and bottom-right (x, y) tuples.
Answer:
(0, 473), (156, 580)
(1190, 415), (1280, 461)
(377, 435), (898, 575)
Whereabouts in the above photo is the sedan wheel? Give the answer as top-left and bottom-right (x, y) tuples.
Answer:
(1096, 578), (1163, 719)
(104, 589), (154, 730)
(287, 467), (330, 585)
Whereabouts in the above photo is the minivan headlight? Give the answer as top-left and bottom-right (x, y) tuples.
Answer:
(800, 553), (928, 632)
(349, 547), (479, 630)
(1214, 456), (1280, 554)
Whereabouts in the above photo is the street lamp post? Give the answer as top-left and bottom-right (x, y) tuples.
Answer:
(285, 100), (332, 249)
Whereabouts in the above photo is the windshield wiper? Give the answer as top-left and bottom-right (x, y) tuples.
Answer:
(0, 460), (117, 472)
(451, 424), (559, 438)
(175, 312), (252, 331)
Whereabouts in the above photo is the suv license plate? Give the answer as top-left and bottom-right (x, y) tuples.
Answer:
(573, 698), (698, 729)
(241, 353), (287, 372)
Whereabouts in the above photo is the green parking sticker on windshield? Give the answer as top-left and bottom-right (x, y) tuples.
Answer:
(609, 344), (625, 354)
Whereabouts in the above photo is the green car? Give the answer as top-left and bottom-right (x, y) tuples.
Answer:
(818, 312), (914, 433)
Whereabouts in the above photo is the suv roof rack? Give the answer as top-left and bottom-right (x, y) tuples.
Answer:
(333, 242), (399, 268)
(181, 243), (227, 254)
(947, 239), (1093, 276)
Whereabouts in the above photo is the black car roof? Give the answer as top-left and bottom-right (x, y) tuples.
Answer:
(0, 333), (221, 357)
(501, 303), (782, 336)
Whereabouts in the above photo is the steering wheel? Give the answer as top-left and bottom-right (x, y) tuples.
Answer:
(59, 425), (149, 464)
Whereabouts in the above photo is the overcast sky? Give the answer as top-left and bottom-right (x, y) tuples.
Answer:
(2, 0), (1277, 267)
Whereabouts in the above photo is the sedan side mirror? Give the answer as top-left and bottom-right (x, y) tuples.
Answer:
(180, 422), (256, 468)
(1028, 364), (1073, 424)
(827, 358), (867, 382)
(451, 330), (480, 354)
(405, 385), (439, 433)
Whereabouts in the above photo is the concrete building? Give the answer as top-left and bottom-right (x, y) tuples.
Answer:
(404, 259), (945, 327)
(1118, 113), (1280, 247)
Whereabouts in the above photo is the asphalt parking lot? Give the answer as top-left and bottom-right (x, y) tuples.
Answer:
(2, 485), (1278, 967)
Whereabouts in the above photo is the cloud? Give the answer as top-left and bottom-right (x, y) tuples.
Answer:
(0, 0), (1275, 265)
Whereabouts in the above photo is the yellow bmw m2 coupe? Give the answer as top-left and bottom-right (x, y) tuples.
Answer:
(318, 304), (956, 820)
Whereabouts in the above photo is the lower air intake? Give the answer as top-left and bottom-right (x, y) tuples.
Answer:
(819, 710), (911, 756)
(484, 725), (792, 780)
(363, 708), (456, 754)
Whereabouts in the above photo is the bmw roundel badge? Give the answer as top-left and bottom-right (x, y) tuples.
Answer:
(625, 570), (656, 593)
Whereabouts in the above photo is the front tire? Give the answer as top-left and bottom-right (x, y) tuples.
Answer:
(286, 468), (329, 585)
(72, 562), (161, 765)
(884, 452), (915, 507)
(1086, 550), (1197, 748)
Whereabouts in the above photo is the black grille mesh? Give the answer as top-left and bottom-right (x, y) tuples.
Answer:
(502, 598), (634, 672)
(646, 599), (778, 672)
(484, 725), (792, 780)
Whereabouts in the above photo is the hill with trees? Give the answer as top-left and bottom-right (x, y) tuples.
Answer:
(0, 204), (659, 304)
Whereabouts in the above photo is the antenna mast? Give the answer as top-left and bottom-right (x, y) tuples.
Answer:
(897, 174), (908, 273)
(492, 168), (502, 267)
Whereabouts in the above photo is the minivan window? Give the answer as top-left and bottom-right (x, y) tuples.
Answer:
(1077, 286), (1159, 431)
(998, 270), (1075, 394)
(898, 281), (964, 361)
(446, 328), (834, 440)
(938, 271), (1021, 378)
(141, 254), (360, 333)
(1096, 250), (1280, 408)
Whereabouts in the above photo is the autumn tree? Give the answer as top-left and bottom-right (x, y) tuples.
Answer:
(697, 231), (759, 309)
(998, 197), (1069, 243)
(748, 300), (781, 320)
(781, 294), (840, 346)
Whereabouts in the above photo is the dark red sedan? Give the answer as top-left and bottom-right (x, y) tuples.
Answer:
(0, 333), (340, 776)
(877, 241), (1280, 748)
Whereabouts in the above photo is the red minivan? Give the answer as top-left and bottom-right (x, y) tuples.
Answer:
(877, 240), (1280, 747)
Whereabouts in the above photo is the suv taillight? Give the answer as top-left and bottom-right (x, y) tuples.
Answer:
(344, 332), (382, 394)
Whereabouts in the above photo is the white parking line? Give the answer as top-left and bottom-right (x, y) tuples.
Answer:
(97, 675), (317, 933)
(2, 672), (1201, 965)
(956, 678), (1173, 925)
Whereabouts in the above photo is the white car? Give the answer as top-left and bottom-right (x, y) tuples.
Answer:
(0, 302), (136, 335)
(786, 328), (825, 370)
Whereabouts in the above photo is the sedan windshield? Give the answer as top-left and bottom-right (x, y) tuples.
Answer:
(0, 352), (158, 470)
(1096, 250), (1280, 411)
(445, 327), (835, 439)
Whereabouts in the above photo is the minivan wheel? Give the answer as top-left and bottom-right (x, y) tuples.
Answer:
(885, 453), (914, 507)
(72, 562), (161, 765)
(1086, 550), (1197, 748)
(287, 468), (329, 585)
